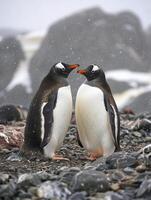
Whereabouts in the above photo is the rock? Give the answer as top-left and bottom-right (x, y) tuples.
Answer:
(136, 178), (151, 198)
(144, 137), (151, 143)
(0, 173), (10, 184)
(0, 8), (150, 112)
(29, 7), (150, 113)
(61, 167), (80, 185)
(7, 152), (23, 161)
(104, 192), (123, 200)
(0, 181), (16, 198)
(0, 104), (27, 124)
(106, 152), (138, 169)
(109, 170), (127, 182)
(0, 125), (5, 131)
(36, 181), (71, 200)
(69, 191), (87, 200)
(139, 119), (151, 132)
(17, 188), (32, 199)
(0, 128), (24, 150)
(110, 183), (120, 191)
(142, 144), (151, 167)
(71, 170), (110, 194)
(132, 131), (142, 138)
(135, 172), (151, 183)
(123, 167), (136, 175)
(91, 192), (106, 199)
(17, 171), (56, 189)
(18, 173), (42, 188)
(95, 163), (107, 171)
(135, 165), (146, 173)
(0, 37), (25, 91)
(0, 37), (29, 107)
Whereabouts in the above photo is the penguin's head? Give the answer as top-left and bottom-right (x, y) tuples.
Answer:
(77, 64), (105, 81)
(52, 62), (79, 78)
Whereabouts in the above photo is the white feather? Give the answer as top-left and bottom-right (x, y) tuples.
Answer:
(43, 86), (72, 158)
(55, 62), (65, 69)
(110, 104), (118, 140)
(75, 83), (115, 156)
(40, 102), (47, 141)
(92, 65), (99, 72)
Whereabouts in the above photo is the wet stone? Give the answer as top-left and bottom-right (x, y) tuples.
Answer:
(17, 171), (56, 188)
(0, 180), (16, 198)
(106, 152), (137, 169)
(139, 119), (151, 132)
(69, 191), (87, 200)
(142, 144), (151, 167)
(104, 191), (124, 200)
(132, 131), (142, 138)
(60, 167), (80, 186)
(135, 165), (147, 173)
(36, 181), (71, 200)
(17, 189), (32, 199)
(136, 178), (151, 198)
(123, 167), (136, 175)
(17, 173), (42, 188)
(0, 173), (10, 184)
(135, 172), (151, 187)
(71, 170), (110, 194)
(109, 170), (127, 182)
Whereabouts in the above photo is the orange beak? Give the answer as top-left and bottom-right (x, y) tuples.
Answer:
(68, 64), (80, 69)
(77, 69), (87, 75)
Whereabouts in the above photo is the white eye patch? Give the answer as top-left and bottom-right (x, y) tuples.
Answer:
(92, 65), (99, 72)
(55, 62), (65, 69)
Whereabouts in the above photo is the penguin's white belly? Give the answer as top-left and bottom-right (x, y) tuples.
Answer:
(43, 86), (72, 158)
(75, 84), (115, 156)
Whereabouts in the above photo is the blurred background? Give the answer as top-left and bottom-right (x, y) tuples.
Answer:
(0, 0), (151, 113)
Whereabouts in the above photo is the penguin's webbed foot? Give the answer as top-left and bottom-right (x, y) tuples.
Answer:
(52, 154), (69, 161)
(85, 150), (103, 161)
(85, 154), (97, 161)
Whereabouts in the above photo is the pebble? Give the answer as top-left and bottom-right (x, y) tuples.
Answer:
(136, 165), (146, 173)
(0, 173), (9, 184)
(69, 191), (87, 200)
(36, 181), (71, 200)
(132, 131), (142, 137)
(136, 178), (151, 198)
(71, 170), (110, 194)
(104, 192), (123, 200)
(0, 181), (16, 198)
(106, 152), (137, 169)
(123, 167), (136, 175)
(0, 112), (151, 199)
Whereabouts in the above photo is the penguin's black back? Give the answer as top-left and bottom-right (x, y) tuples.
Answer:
(24, 96), (43, 150)
(23, 73), (68, 151)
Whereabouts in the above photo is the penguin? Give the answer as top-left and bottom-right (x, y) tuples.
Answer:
(22, 62), (79, 160)
(75, 64), (120, 160)
(0, 104), (27, 124)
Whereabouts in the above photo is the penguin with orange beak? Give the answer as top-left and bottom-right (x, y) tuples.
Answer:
(22, 62), (79, 160)
(75, 64), (120, 160)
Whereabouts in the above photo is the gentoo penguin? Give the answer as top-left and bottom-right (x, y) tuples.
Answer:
(75, 64), (120, 160)
(22, 62), (79, 160)
(0, 104), (27, 124)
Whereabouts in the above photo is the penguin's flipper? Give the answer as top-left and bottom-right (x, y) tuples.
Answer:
(104, 95), (120, 151)
(40, 91), (58, 148)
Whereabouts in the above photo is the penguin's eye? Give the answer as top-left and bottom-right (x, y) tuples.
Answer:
(61, 67), (65, 71)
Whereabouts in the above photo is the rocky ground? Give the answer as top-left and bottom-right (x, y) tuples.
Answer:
(0, 112), (151, 200)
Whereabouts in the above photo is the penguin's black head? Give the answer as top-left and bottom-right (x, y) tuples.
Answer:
(52, 62), (79, 78)
(77, 64), (106, 81)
